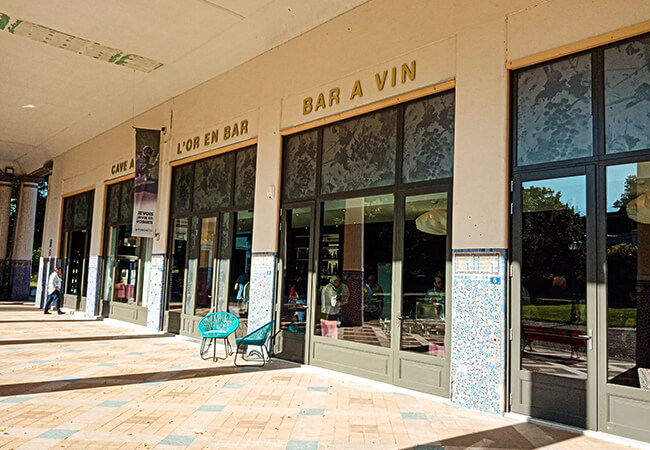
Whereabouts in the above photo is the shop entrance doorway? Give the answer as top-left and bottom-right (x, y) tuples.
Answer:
(275, 206), (314, 364)
(509, 34), (650, 440)
(511, 169), (597, 428)
(62, 229), (90, 311)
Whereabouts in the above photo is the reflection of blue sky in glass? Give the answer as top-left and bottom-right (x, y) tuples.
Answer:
(606, 163), (636, 212)
(523, 175), (587, 216)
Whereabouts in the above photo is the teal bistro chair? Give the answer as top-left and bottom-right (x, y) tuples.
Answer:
(197, 312), (240, 362)
(234, 320), (275, 367)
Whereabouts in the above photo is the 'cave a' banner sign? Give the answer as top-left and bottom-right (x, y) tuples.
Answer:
(132, 129), (161, 238)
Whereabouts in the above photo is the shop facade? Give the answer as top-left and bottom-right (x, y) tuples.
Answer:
(36, 1), (650, 444)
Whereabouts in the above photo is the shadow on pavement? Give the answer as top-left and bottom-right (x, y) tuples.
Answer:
(0, 334), (170, 346)
(0, 361), (297, 397)
(410, 423), (578, 449)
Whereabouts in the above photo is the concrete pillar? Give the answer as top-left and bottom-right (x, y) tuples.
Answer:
(450, 18), (509, 415)
(10, 180), (39, 300)
(248, 102), (282, 333)
(0, 179), (13, 286)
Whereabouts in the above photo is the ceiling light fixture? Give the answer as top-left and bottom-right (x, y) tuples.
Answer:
(22, 104), (35, 109)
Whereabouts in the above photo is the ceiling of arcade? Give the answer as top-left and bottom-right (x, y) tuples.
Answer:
(0, 0), (369, 175)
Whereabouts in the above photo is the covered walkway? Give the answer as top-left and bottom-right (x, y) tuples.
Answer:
(0, 302), (633, 449)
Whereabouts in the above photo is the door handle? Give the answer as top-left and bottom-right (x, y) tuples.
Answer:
(578, 328), (593, 350)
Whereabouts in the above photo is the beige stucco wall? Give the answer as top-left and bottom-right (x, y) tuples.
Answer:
(41, 0), (650, 259)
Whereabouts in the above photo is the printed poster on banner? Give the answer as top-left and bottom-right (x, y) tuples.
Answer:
(133, 129), (161, 238)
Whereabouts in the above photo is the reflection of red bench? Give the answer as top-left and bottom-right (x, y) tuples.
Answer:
(522, 325), (586, 358)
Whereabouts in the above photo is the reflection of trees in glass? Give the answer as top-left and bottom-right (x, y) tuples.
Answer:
(522, 186), (586, 302)
(607, 173), (639, 309)
(607, 243), (637, 310)
(517, 54), (592, 165)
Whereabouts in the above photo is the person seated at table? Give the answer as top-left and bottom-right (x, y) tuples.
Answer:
(425, 275), (445, 319)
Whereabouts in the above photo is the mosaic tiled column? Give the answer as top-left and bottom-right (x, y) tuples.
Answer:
(10, 180), (39, 301)
(84, 256), (102, 318)
(147, 254), (166, 331)
(451, 248), (507, 415)
(0, 179), (13, 286)
(34, 257), (51, 308)
(248, 252), (276, 333)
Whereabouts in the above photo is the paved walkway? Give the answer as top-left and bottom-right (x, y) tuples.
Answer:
(0, 301), (638, 449)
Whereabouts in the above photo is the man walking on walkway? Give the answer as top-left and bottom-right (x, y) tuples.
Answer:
(44, 266), (64, 314)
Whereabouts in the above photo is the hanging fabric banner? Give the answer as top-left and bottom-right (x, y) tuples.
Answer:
(132, 128), (161, 238)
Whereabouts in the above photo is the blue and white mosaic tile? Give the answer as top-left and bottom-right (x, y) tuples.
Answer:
(248, 252), (276, 333)
(451, 248), (507, 415)
(85, 256), (101, 319)
(147, 254), (165, 332)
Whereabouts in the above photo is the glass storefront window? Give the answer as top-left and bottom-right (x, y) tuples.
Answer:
(604, 35), (650, 154)
(403, 92), (455, 183)
(61, 190), (94, 298)
(195, 217), (218, 316)
(167, 146), (256, 325)
(520, 176), (587, 378)
(168, 217), (188, 313)
(102, 226), (117, 301)
(107, 224), (152, 306)
(606, 161), (650, 388)
(228, 210), (253, 318)
(102, 180), (152, 309)
(315, 194), (393, 347)
(282, 130), (318, 201)
(400, 192), (448, 356)
(280, 208), (311, 336)
(516, 54), (593, 166)
(321, 108), (397, 194)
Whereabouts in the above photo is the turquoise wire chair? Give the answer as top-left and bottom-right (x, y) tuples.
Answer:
(197, 312), (240, 362)
(234, 320), (275, 367)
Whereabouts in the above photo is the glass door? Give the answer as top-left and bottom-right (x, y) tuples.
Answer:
(394, 190), (450, 396)
(511, 169), (597, 428)
(275, 206), (313, 363)
(166, 217), (188, 333)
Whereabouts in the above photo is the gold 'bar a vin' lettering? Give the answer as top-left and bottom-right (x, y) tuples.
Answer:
(303, 60), (416, 116)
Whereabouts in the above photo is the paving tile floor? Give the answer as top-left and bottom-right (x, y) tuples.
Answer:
(0, 301), (642, 449)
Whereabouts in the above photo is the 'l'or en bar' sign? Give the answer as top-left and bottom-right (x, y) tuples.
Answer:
(171, 112), (258, 161)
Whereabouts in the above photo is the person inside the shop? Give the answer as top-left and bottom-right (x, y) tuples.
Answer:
(320, 275), (349, 338)
(425, 274), (445, 319)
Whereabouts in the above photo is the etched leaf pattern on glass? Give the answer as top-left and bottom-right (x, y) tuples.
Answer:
(63, 197), (73, 229)
(283, 130), (318, 201)
(403, 91), (455, 182)
(193, 154), (233, 212)
(605, 35), (650, 154)
(108, 184), (120, 223)
(234, 146), (257, 206)
(321, 108), (397, 194)
(172, 164), (192, 215)
(517, 54), (593, 166)
(73, 192), (92, 229)
(119, 180), (134, 223)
